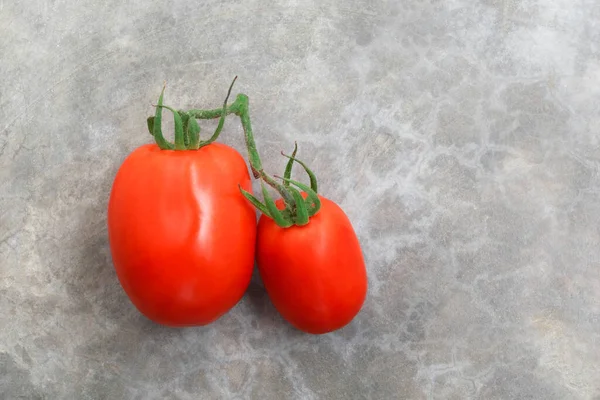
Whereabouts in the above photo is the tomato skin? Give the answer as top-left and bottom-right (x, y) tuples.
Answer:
(107, 143), (256, 327)
(256, 195), (367, 334)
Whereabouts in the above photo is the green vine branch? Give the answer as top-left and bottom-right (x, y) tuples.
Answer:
(146, 77), (322, 228)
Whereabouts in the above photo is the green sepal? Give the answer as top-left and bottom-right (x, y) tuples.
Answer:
(154, 104), (185, 150)
(288, 186), (309, 225)
(261, 172), (296, 210)
(239, 185), (271, 217)
(261, 181), (293, 228)
(280, 207), (294, 221)
(283, 142), (298, 187)
(152, 86), (174, 150)
(278, 177), (321, 217)
(281, 152), (318, 193)
(179, 111), (191, 148)
(188, 117), (201, 149)
(305, 198), (320, 217)
(199, 76), (237, 148)
(147, 116), (154, 136)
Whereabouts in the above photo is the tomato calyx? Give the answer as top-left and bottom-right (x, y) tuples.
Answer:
(233, 98), (322, 228)
(146, 77), (239, 151)
(239, 151), (322, 227)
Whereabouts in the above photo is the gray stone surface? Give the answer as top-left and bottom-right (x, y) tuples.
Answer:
(1, 0), (599, 398)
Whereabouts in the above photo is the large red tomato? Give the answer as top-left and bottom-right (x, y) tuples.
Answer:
(107, 142), (256, 327)
(255, 194), (367, 334)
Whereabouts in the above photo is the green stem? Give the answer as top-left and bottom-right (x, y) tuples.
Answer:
(231, 94), (261, 177)
(187, 99), (243, 120)
(233, 94), (296, 207)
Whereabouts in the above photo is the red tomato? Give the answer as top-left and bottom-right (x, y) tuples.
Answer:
(256, 194), (367, 334)
(107, 143), (256, 327)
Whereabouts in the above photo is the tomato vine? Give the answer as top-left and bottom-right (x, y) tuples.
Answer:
(147, 77), (323, 228)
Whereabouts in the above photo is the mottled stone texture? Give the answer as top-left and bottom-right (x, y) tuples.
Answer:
(1, 0), (599, 398)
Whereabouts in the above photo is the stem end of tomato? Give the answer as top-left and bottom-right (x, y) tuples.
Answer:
(240, 139), (322, 227)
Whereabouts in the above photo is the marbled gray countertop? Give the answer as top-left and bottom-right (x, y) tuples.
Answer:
(2, 0), (600, 399)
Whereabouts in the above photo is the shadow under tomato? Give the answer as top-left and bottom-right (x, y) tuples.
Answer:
(62, 169), (144, 330)
(241, 268), (369, 339)
(241, 270), (301, 334)
(64, 176), (216, 349)
(243, 272), (278, 318)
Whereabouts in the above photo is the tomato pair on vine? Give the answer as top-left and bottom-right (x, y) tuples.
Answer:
(107, 78), (367, 334)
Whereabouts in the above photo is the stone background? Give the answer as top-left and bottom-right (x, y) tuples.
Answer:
(1, 0), (599, 398)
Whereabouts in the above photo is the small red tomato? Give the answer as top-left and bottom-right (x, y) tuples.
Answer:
(256, 195), (367, 334)
(232, 94), (368, 334)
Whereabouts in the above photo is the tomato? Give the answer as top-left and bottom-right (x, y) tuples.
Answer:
(108, 79), (258, 327)
(108, 142), (256, 326)
(255, 194), (367, 334)
(236, 98), (368, 334)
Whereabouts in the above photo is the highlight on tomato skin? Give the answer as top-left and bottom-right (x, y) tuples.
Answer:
(107, 80), (258, 327)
